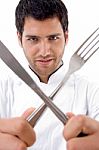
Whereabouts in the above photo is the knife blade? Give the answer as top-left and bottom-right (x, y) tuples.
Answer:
(0, 40), (68, 125)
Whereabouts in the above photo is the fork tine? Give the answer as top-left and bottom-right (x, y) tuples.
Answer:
(82, 40), (99, 59)
(80, 34), (99, 56)
(84, 47), (99, 62)
(75, 27), (99, 54)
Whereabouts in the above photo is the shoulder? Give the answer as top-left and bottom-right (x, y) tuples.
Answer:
(0, 66), (22, 90)
(72, 73), (99, 95)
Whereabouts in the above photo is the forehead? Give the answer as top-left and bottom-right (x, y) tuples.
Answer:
(23, 17), (63, 36)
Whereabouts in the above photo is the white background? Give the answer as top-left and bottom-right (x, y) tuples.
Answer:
(0, 0), (99, 83)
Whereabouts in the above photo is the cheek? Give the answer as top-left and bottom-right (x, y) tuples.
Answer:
(22, 48), (33, 62)
(55, 45), (65, 57)
(57, 48), (65, 62)
(22, 43), (36, 56)
(54, 40), (65, 52)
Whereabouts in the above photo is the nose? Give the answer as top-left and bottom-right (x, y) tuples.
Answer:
(39, 40), (51, 57)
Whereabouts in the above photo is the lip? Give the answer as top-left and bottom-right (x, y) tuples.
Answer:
(36, 58), (53, 65)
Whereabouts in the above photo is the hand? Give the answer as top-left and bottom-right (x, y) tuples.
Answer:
(0, 107), (36, 150)
(63, 113), (99, 150)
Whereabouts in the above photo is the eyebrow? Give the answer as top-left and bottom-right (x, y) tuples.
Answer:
(25, 35), (39, 38)
(25, 33), (62, 38)
(46, 33), (62, 38)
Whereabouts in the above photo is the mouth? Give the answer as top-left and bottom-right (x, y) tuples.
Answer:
(36, 58), (53, 66)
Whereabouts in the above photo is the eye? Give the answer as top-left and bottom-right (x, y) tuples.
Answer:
(48, 35), (59, 41)
(27, 36), (39, 43)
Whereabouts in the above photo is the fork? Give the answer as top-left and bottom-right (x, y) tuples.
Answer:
(27, 27), (99, 127)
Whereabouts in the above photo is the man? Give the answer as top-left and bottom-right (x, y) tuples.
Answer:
(0, 0), (99, 149)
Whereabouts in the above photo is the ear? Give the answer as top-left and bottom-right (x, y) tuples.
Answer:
(64, 31), (68, 45)
(17, 31), (22, 47)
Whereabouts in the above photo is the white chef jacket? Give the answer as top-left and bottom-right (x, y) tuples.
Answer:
(0, 63), (99, 150)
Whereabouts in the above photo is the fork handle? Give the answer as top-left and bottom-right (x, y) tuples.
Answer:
(27, 72), (70, 127)
(27, 103), (46, 127)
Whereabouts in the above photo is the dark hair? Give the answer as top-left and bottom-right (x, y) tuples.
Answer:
(15, 0), (68, 35)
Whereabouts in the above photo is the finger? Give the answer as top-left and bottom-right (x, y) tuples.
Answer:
(82, 117), (99, 134)
(0, 118), (36, 147)
(0, 132), (27, 150)
(67, 133), (99, 150)
(63, 115), (99, 140)
(66, 112), (75, 119)
(22, 107), (35, 119)
(63, 115), (86, 140)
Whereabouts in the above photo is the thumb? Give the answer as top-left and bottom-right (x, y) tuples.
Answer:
(22, 107), (35, 119)
(66, 112), (75, 119)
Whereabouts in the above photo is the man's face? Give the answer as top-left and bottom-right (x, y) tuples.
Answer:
(18, 17), (68, 82)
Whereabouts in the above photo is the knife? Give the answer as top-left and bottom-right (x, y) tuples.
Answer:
(0, 40), (68, 125)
